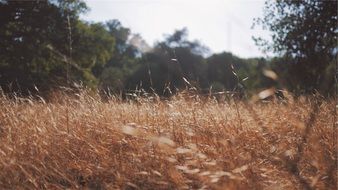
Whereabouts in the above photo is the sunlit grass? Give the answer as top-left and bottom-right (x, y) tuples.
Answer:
(0, 90), (336, 189)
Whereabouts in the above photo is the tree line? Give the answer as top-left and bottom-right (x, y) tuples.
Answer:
(0, 0), (336, 98)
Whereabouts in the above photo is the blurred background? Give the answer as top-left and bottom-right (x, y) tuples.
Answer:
(0, 0), (336, 98)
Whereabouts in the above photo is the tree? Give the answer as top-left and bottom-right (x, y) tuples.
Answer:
(0, 0), (87, 93)
(253, 0), (337, 95)
(0, 0), (64, 93)
(125, 28), (209, 95)
(0, 0), (117, 94)
(96, 20), (141, 95)
(207, 52), (243, 91)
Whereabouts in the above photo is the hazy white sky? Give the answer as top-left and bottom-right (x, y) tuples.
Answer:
(81, 0), (271, 58)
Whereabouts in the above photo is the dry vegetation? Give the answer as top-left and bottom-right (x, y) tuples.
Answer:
(0, 90), (336, 189)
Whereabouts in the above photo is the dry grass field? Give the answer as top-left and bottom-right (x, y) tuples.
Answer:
(0, 90), (336, 189)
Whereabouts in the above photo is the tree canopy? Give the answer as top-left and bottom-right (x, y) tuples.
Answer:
(254, 0), (337, 95)
(0, 0), (335, 98)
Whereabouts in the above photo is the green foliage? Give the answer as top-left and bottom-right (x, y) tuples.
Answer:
(0, 0), (65, 92)
(123, 29), (210, 96)
(207, 52), (239, 90)
(254, 0), (337, 95)
(0, 0), (116, 93)
(72, 21), (115, 73)
(0, 0), (334, 98)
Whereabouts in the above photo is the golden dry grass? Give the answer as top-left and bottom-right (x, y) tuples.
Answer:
(0, 90), (336, 189)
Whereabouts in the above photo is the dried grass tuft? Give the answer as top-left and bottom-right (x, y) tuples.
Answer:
(0, 91), (336, 189)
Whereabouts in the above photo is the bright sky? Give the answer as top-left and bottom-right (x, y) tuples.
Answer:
(81, 0), (271, 58)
